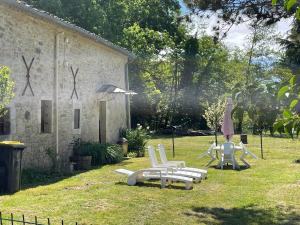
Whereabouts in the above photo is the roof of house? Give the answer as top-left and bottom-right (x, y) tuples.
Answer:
(1, 0), (135, 60)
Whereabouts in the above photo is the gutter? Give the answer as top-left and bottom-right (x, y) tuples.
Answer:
(55, 32), (63, 168)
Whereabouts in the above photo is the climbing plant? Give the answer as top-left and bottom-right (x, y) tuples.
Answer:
(0, 66), (15, 116)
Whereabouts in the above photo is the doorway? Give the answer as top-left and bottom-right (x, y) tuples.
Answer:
(99, 101), (106, 144)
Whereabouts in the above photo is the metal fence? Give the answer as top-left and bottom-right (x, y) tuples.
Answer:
(0, 212), (85, 225)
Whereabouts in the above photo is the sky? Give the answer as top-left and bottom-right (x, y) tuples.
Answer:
(179, 0), (293, 49)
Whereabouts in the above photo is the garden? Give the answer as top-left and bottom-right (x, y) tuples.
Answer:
(0, 135), (299, 224)
(1, 0), (300, 224)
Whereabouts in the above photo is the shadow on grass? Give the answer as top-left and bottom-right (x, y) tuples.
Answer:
(10, 161), (135, 193)
(208, 165), (249, 171)
(185, 204), (300, 225)
(115, 181), (189, 190)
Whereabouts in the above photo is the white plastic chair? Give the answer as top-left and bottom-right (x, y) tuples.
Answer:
(198, 142), (217, 166)
(239, 142), (258, 167)
(219, 142), (238, 169)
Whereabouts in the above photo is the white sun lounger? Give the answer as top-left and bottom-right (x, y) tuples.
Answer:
(149, 146), (207, 179)
(115, 168), (193, 190)
(158, 144), (186, 167)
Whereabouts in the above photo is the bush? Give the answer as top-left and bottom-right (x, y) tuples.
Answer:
(105, 145), (123, 164)
(71, 139), (123, 166)
(127, 152), (137, 158)
(120, 125), (149, 157)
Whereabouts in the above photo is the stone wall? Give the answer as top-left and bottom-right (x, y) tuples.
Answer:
(0, 4), (129, 170)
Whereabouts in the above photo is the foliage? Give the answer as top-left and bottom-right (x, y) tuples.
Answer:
(105, 145), (123, 164)
(273, 0), (300, 19)
(45, 147), (58, 172)
(70, 137), (85, 156)
(0, 66), (15, 116)
(127, 151), (138, 158)
(22, 168), (63, 186)
(281, 21), (300, 73)
(24, 0), (181, 46)
(274, 75), (300, 138)
(71, 138), (123, 165)
(203, 98), (226, 131)
(233, 81), (280, 135)
(120, 125), (149, 157)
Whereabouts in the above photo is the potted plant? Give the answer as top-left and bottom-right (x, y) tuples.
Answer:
(70, 138), (92, 170)
(121, 125), (148, 157)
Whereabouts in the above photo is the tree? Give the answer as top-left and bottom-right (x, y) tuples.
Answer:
(0, 66), (14, 116)
(203, 98), (226, 144)
(274, 75), (300, 138)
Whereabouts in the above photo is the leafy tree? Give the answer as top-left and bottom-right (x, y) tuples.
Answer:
(24, 0), (182, 46)
(281, 21), (300, 77)
(203, 98), (226, 143)
(274, 75), (300, 138)
(0, 66), (14, 116)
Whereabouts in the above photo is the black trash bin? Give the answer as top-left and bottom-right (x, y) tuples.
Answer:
(0, 141), (26, 194)
(240, 134), (248, 144)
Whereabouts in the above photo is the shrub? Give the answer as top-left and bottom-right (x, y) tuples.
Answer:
(71, 139), (123, 166)
(127, 152), (137, 158)
(120, 125), (149, 157)
(45, 147), (57, 172)
(105, 145), (123, 164)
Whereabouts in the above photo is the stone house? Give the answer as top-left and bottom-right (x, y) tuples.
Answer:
(0, 0), (134, 170)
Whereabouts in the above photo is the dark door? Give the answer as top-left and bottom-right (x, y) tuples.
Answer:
(99, 101), (106, 144)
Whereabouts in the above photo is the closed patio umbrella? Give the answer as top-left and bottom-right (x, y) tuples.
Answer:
(221, 97), (234, 141)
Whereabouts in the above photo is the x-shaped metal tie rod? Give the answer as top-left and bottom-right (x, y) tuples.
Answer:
(70, 66), (79, 99)
(22, 56), (35, 96)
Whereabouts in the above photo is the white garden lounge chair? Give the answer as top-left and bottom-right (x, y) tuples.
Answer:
(158, 144), (185, 167)
(198, 142), (217, 166)
(115, 168), (193, 190)
(148, 146), (207, 179)
(239, 142), (258, 167)
(219, 142), (239, 170)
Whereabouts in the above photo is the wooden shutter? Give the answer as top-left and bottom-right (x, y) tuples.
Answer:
(74, 109), (80, 129)
(41, 100), (52, 133)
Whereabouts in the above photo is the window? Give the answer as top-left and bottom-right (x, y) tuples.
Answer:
(41, 100), (52, 133)
(0, 109), (10, 135)
(74, 109), (80, 129)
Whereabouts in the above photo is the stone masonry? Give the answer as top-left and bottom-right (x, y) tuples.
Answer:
(0, 1), (132, 170)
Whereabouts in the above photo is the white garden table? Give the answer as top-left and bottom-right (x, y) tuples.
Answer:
(200, 142), (258, 168)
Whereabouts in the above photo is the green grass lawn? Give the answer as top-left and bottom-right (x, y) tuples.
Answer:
(1, 135), (300, 225)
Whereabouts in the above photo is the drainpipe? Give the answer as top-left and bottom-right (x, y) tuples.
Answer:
(55, 32), (63, 170)
(125, 61), (131, 129)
